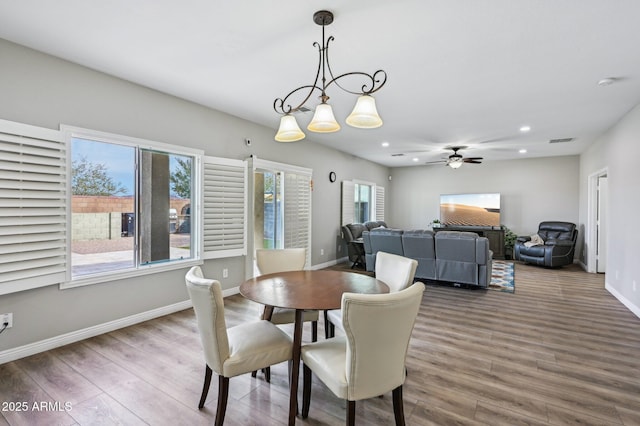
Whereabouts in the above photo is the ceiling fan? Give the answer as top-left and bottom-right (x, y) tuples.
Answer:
(426, 146), (483, 169)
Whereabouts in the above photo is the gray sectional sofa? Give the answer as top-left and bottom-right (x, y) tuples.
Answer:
(363, 228), (493, 288)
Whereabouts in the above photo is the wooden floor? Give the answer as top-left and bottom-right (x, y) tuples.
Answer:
(1, 262), (640, 425)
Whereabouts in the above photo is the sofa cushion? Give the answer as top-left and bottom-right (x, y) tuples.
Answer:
(402, 230), (436, 280)
(434, 231), (491, 286)
(369, 228), (404, 255)
(362, 228), (403, 271)
(364, 220), (387, 231)
(538, 221), (576, 241)
(435, 231), (479, 263)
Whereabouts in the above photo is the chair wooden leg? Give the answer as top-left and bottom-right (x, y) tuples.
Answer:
(215, 375), (229, 426)
(392, 385), (405, 426)
(324, 311), (336, 338)
(198, 365), (213, 409)
(323, 310), (331, 339)
(347, 400), (356, 426)
(251, 370), (257, 378)
(264, 366), (271, 383)
(312, 320), (318, 342)
(302, 364), (312, 418)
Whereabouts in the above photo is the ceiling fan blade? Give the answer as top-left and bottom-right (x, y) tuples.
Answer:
(464, 157), (483, 161)
(425, 160), (446, 164)
(464, 160), (482, 164)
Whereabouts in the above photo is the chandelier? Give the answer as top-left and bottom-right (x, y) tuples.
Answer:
(273, 10), (387, 142)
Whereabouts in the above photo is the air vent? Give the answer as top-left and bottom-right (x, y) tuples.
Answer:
(549, 138), (574, 144)
(293, 106), (312, 114)
(391, 153), (405, 157)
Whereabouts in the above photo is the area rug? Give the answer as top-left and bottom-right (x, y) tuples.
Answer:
(489, 260), (515, 293)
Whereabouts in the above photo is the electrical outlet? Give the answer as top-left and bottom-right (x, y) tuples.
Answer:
(634, 281), (637, 292)
(1, 313), (12, 329)
(320, 249), (324, 255)
(222, 268), (229, 278)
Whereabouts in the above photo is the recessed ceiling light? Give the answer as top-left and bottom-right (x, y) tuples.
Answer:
(381, 142), (389, 147)
(412, 157), (419, 162)
(519, 149), (527, 154)
(519, 125), (531, 132)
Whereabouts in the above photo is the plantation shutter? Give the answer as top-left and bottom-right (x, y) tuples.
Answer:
(341, 180), (355, 226)
(283, 173), (311, 266)
(202, 156), (247, 259)
(0, 119), (67, 295)
(375, 185), (385, 221)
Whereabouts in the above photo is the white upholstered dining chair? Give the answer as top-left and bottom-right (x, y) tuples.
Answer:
(255, 248), (320, 341)
(185, 266), (292, 426)
(301, 282), (425, 425)
(326, 251), (418, 337)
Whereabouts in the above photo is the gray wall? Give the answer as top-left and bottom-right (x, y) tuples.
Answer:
(2, 35), (638, 355)
(388, 155), (580, 237)
(580, 103), (640, 315)
(0, 38), (389, 352)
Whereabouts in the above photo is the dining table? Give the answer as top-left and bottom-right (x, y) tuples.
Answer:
(239, 269), (389, 426)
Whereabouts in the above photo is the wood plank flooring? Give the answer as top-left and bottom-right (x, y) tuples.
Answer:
(1, 262), (639, 425)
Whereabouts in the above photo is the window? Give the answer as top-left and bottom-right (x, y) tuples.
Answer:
(250, 158), (312, 271)
(341, 180), (384, 225)
(64, 126), (202, 284)
(354, 183), (372, 224)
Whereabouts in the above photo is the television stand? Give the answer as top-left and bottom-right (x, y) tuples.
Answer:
(433, 226), (505, 259)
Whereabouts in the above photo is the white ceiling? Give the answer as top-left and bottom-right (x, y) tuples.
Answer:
(2, 1), (640, 167)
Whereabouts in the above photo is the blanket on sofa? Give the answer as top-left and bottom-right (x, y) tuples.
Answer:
(524, 233), (544, 248)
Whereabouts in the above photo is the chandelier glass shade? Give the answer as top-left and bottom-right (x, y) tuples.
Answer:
(308, 103), (341, 132)
(274, 10), (387, 142)
(275, 114), (306, 142)
(345, 95), (383, 128)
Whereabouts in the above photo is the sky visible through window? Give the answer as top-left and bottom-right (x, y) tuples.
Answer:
(72, 138), (186, 197)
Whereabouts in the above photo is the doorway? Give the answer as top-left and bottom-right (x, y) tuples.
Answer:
(596, 175), (608, 273)
(587, 168), (608, 273)
(246, 157), (312, 278)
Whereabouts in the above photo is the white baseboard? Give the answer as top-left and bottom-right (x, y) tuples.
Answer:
(0, 285), (242, 365)
(605, 282), (640, 319)
(0, 264), (341, 365)
(311, 257), (348, 270)
(0, 300), (193, 364)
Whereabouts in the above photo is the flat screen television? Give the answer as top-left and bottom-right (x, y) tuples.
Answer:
(439, 193), (501, 227)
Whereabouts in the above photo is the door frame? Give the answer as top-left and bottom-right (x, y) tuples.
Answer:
(586, 167), (608, 273)
(246, 156), (312, 279)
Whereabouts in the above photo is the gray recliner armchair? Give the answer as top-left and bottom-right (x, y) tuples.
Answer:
(514, 221), (577, 267)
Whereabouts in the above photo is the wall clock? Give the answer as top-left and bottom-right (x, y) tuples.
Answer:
(329, 171), (336, 182)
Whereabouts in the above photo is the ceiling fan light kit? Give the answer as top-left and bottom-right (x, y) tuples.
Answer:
(426, 146), (484, 169)
(273, 10), (387, 142)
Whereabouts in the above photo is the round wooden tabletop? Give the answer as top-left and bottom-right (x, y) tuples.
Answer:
(239, 270), (389, 311)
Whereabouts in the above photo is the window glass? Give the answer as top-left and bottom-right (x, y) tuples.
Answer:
(354, 183), (372, 223)
(71, 138), (135, 276)
(71, 138), (193, 277)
